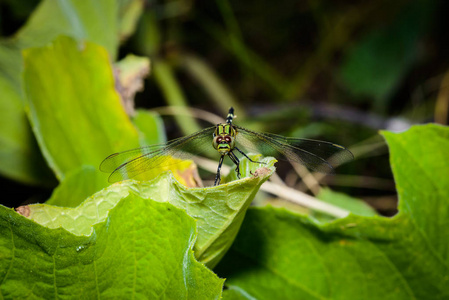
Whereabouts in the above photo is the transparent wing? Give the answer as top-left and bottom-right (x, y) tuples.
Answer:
(100, 126), (216, 182)
(234, 125), (353, 173)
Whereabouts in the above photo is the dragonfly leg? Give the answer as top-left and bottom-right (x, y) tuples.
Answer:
(214, 155), (225, 186)
(229, 151), (241, 179)
(234, 146), (266, 165)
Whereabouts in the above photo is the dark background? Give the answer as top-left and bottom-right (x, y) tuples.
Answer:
(1, 0), (447, 215)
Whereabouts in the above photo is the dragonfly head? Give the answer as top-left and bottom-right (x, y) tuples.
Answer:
(213, 124), (236, 155)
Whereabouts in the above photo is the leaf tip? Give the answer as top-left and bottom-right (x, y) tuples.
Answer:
(251, 166), (272, 179)
(15, 205), (30, 218)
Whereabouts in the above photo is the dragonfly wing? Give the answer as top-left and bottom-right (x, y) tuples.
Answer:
(101, 126), (216, 182)
(280, 136), (353, 167)
(99, 144), (166, 173)
(234, 126), (353, 173)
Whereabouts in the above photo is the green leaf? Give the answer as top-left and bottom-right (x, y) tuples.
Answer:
(313, 187), (377, 222)
(133, 109), (166, 146)
(117, 0), (145, 42)
(15, 0), (128, 58)
(22, 36), (141, 181)
(0, 73), (55, 186)
(23, 155), (275, 268)
(224, 153), (274, 184)
(0, 0), (143, 186)
(46, 165), (109, 207)
(216, 124), (449, 299)
(0, 194), (223, 298)
(222, 287), (253, 300)
(382, 124), (449, 254)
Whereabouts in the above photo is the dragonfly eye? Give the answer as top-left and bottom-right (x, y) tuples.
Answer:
(225, 136), (231, 142)
(217, 137), (223, 143)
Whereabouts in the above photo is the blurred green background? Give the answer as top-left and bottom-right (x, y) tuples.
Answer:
(1, 0), (447, 215)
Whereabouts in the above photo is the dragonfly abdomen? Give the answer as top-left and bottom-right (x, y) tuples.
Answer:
(226, 107), (235, 124)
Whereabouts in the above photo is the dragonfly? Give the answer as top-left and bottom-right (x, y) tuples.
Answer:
(100, 107), (353, 186)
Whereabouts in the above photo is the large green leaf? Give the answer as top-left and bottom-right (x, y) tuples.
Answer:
(24, 154), (275, 269)
(14, 0), (141, 58)
(0, 73), (54, 186)
(23, 37), (172, 208)
(45, 165), (106, 208)
(0, 43), (55, 186)
(0, 190), (223, 298)
(0, 0), (143, 186)
(216, 124), (449, 299)
(313, 188), (377, 222)
(22, 36), (141, 181)
(46, 157), (201, 208)
(0, 157), (274, 297)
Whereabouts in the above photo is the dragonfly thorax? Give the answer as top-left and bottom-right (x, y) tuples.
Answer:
(212, 123), (237, 155)
(100, 106), (353, 186)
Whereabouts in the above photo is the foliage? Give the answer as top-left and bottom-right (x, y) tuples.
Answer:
(23, 36), (140, 180)
(0, 35), (275, 297)
(0, 193), (224, 299)
(216, 125), (449, 299)
(0, 0), (143, 186)
(0, 0), (448, 299)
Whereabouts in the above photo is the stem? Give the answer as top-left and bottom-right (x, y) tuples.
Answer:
(152, 60), (201, 135)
